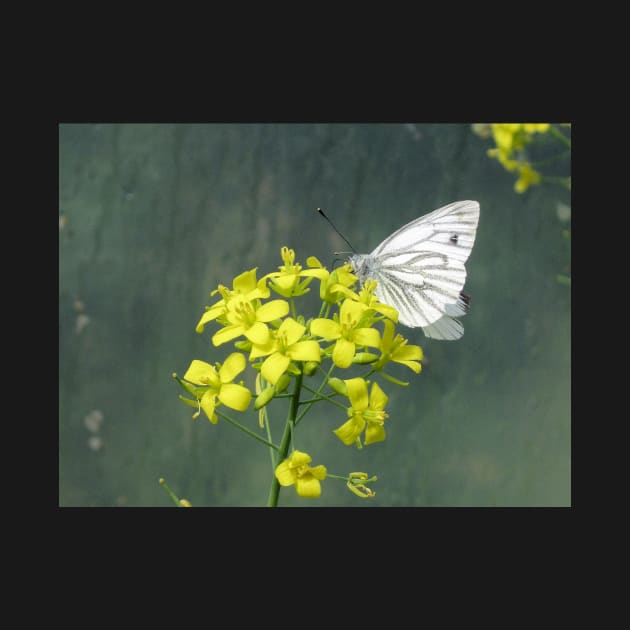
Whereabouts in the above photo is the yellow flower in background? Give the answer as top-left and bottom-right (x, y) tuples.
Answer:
(514, 162), (542, 193)
(265, 247), (328, 298)
(195, 268), (270, 333)
(333, 377), (389, 446)
(183, 354), (251, 423)
(250, 317), (321, 384)
(482, 123), (552, 194)
(522, 123), (550, 133)
(211, 295), (289, 347)
(274, 450), (327, 498)
(310, 299), (381, 368)
(374, 319), (423, 373)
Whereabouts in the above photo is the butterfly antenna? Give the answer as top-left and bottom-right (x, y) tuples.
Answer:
(316, 207), (356, 253)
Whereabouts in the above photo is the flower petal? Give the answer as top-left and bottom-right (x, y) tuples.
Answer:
(299, 268), (328, 279)
(249, 338), (277, 360)
(184, 360), (216, 386)
(364, 422), (386, 445)
(340, 298), (368, 321)
(288, 450), (312, 467)
(219, 352), (246, 383)
(346, 377), (369, 410)
(233, 268), (257, 294)
(270, 275), (297, 292)
(295, 475), (322, 498)
(200, 391), (218, 424)
(353, 327), (381, 349)
(218, 383), (251, 411)
(278, 317), (306, 346)
(261, 352), (291, 385)
(244, 321), (270, 345)
(374, 302), (399, 322)
(333, 416), (365, 446)
(393, 345), (423, 361)
(380, 320), (395, 350)
(256, 299), (290, 322)
(275, 460), (296, 486)
(394, 359), (422, 374)
(369, 382), (388, 410)
(212, 324), (245, 346)
(195, 303), (225, 333)
(332, 338), (355, 368)
(287, 340), (321, 362)
(309, 464), (327, 480)
(310, 318), (341, 340)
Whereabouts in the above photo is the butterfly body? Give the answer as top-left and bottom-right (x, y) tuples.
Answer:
(348, 200), (479, 340)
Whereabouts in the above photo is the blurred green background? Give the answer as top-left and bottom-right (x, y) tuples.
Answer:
(59, 123), (571, 507)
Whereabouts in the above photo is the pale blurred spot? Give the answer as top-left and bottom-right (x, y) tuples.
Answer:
(73, 299), (85, 312)
(404, 123), (423, 141)
(556, 202), (571, 223)
(115, 496), (128, 507)
(87, 435), (103, 451)
(76, 313), (90, 335)
(84, 409), (104, 433)
(59, 214), (69, 231)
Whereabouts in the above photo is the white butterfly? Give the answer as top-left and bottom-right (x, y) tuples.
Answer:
(348, 200), (480, 340)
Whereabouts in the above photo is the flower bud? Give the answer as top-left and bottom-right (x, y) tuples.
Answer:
(274, 373), (291, 394)
(327, 377), (347, 396)
(303, 361), (319, 376)
(254, 386), (276, 410)
(234, 339), (252, 352)
(352, 352), (379, 365)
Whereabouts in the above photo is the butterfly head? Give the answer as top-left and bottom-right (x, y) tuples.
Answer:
(348, 253), (377, 284)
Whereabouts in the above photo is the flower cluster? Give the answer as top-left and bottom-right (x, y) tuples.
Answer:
(473, 123), (570, 193)
(173, 247), (423, 504)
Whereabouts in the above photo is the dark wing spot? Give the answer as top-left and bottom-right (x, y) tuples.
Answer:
(450, 233), (459, 244)
(460, 291), (471, 312)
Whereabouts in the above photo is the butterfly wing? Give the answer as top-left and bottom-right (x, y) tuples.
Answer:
(369, 200), (479, 338)
(371, 200), (479, 263)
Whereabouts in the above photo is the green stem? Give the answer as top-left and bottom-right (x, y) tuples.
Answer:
(159, 478), (183, 507)
(299, 384), (347, 410)
(263, 406), (276, 469)
(216, 410), (279, 450)
(541, 175), (571, 190)
(295, 364), (336, 426)
(548, 125), (571, 149)
(326, 473), (351, 482)
(267, 371), (303, 507)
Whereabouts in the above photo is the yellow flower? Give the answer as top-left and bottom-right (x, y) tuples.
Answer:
(211, 295), (289, 347)
(265, 247), (328, 298)
(346, 472), (377, 498)
(487, 147), (519, 172)
(250, 317), (321, 384)
(333, 378), (389, 446)
(349, 279), (399, 322)
(305, 258), (358, 303)
(490, 123), (521, 153)
(310, 299), (381, 368)
(374, 319), (423, 373)
(274, 450), (327, 498)
(183, 354), (251, 423)
(195, 268), (270, 333)
(522, 123), (550, 134)
(514, 162), (542, 193)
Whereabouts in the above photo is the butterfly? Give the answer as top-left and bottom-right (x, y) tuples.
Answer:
(348, 200), (480, 340)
